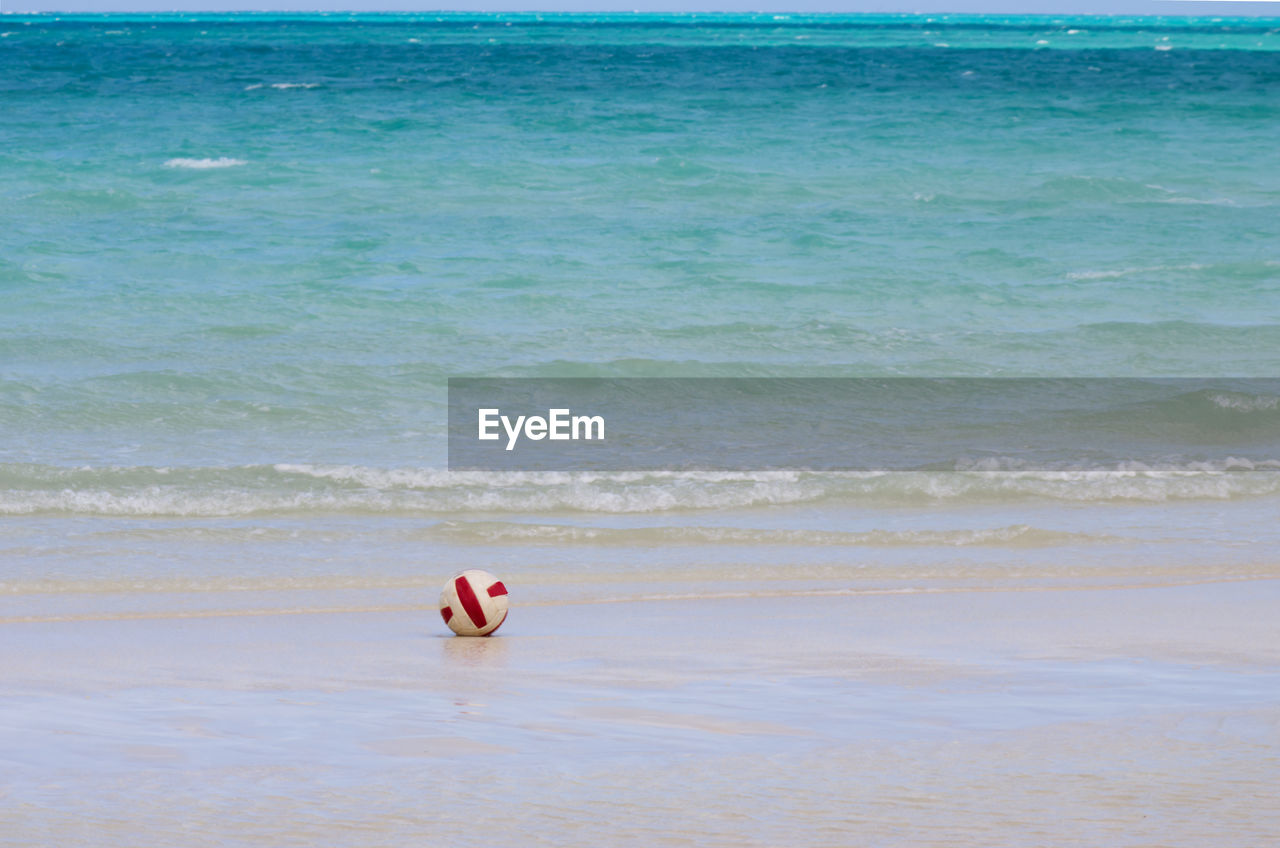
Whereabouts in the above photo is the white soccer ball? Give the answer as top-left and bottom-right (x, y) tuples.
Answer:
(439, 569), (509, 636)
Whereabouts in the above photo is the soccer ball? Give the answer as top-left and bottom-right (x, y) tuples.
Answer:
(439, 569), (509, 636)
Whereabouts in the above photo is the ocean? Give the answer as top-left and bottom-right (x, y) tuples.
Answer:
(2, 12), (1279, 846)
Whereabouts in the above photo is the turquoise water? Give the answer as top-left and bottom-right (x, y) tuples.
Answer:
(2, 12), (1279, 508)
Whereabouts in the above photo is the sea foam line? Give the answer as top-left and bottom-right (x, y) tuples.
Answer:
(4, 464), (1280, 517)
(163, 157), (246, 169)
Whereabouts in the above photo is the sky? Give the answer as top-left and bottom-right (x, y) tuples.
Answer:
(5, 0), (1280, 14)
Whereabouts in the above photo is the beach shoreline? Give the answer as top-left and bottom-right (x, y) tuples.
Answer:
(3, 578), (1278, 846)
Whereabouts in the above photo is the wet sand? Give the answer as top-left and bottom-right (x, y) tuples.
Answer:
(2, 578), (1278, 846)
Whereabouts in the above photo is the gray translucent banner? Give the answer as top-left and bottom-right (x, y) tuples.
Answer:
(447, 378), (1280, 471)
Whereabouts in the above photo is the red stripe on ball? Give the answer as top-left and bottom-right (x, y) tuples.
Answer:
(454, 575), (488, 628)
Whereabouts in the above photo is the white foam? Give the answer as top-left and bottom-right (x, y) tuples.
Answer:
(3, 462), (1280, 519)
(1158, 196), (1236, 206)
(1066, 263), (1208, 281)
(270, 82), (320, 89)
(1208, 393), (1279, 413)
(163, 157), (246, 170)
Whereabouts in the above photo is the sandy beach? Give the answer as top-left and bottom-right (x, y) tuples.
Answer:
(3, 570), (1278, 846)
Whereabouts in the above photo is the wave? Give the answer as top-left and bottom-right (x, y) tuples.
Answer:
(2, 462), (1279, 517)
(244, 82), (321, 90)
(1066, 261), (1278, 281)
(1067, 264), (1210, 281)
(1207, 392), (1279, 413)
(162, 157), (246, 169)
(242, 82), (323, 90)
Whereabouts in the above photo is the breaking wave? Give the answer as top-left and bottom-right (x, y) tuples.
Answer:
(162, 157), (246, 169)
(2, 462), (1279, 517)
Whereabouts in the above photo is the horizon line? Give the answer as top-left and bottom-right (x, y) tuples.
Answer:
(7, 6), (1280, 13)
